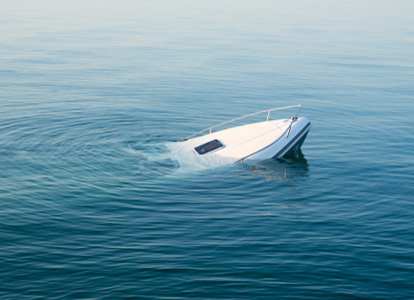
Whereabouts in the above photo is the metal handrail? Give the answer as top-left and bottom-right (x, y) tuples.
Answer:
(179, 105), (302, 142)
(286, 104), (303, 137)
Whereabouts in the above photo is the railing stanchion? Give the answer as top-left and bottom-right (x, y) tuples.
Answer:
(178, 105), (302, 142)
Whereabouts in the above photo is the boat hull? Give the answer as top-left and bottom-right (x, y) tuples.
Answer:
(167, 117), (311, 168)
(241, 117), (311, 162)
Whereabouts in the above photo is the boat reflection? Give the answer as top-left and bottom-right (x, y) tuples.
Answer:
(241, 149), (309, 182)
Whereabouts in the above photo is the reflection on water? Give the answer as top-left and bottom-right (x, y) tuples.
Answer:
(241, 149), (309, 182)
(1, 0), (414, 298)
(280, 148), (309, 165)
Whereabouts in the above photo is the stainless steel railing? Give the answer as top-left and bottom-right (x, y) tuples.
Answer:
(179, 105), (302, 142)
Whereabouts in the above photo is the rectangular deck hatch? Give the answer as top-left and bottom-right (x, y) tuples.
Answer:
(194, 139), (223, 155)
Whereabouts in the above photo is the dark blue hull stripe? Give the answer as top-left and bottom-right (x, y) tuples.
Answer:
(272, 122), (311, 158)
(238, 122), (311, 163)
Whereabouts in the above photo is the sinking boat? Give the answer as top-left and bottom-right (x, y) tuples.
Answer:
(167, 105), (311, 167)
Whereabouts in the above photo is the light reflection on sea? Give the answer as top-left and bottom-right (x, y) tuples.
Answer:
(1, 0), (414, 299)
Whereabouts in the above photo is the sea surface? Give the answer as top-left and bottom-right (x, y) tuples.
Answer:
(1, 1), (414, 299)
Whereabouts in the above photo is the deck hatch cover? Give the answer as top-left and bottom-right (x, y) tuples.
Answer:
(194, 139), (223, 155)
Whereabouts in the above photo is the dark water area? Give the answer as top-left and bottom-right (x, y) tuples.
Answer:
(1, 1), (414, 299)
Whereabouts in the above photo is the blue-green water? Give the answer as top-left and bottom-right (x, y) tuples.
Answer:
(1, 1), (414, 299)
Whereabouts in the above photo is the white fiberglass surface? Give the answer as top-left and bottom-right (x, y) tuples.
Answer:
(246, 117), (311, 161)
(165, 118), (295, 171)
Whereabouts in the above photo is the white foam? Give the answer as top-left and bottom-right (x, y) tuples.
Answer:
(165, 141), (237, 173)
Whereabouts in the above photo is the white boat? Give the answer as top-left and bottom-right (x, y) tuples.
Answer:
(167, 105), (311, 168)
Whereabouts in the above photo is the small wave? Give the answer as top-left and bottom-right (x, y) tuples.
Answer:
(134, 161), (145, 174)
(124, 142), (180, 180)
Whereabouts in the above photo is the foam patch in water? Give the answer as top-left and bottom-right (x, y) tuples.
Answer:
(165, 141), (237, 173)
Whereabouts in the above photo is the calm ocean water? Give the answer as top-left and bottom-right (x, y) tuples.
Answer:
(1, 1), (414, 299)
